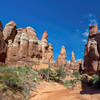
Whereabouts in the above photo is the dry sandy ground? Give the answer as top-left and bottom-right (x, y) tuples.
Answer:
(29, 81), (100, 100)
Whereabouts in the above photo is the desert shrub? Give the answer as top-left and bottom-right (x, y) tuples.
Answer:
(62, 79), (79, 89)
(91, 74), (99, 84)
(80, 74), (100, 89)
(39, 68), (57, 82)
(62, 80), (71, 86)
(72, 72), (80, 79)
(62, 71), (82, 88)
(56, 66), (66, 82)
(39, 66), (66, 83)
(0, 66), (40, 100)
(39, 68), (49, 81)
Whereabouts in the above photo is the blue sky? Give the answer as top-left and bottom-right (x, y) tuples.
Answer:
(0, 0), (100, 61)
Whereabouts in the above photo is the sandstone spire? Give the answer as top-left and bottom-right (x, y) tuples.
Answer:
(70, 51), (75, 65)
(60, 46), (66, 55)
(41, 31), (48, 44)
(56, 46), (66, 66)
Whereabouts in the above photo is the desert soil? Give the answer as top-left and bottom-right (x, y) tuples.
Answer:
(29, 81), (100, 100)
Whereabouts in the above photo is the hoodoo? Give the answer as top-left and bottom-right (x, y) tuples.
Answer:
(84, 25), (100, 75)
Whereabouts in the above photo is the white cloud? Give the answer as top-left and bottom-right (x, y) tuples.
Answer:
(82, 29), (89, 37)
(80, 13), (98, 44)
(88, 13), (98, 26)
(82, 39), (87, 44)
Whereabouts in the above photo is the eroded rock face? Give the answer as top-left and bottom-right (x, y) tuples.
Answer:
(84, 25), (100, 75)
(0, 21), (7, 62)
(56, 46), (66, 66)
(3, 21), (17, 43)
(5, 25), (54, 66)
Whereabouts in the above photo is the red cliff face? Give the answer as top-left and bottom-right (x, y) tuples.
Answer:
(0, 21), (7, 62)
(3, 21), (54, 66)
(0, 20), (82, 68)
(84, 25), (100, 75)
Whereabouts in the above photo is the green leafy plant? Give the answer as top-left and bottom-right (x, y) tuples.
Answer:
(56, 66), (66, 82)
(62, 80), (71, 86)
(0, 66), (41, 100)
(92, 74), (99, 84)
(39, 66), (66, 83)
(72, 72), (80, 79)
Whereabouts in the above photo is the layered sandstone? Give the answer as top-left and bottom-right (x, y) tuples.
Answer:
(0, 20), (82, 68)
(84, 25), (100, 75)
(2, 21), (54, 66)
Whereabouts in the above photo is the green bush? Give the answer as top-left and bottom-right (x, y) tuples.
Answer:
(62, 80), (71, 86)
(39, 66), (66, 83)
(0, 66), (40, 100)
(91, 74), (99, 84)
(72, 72), (80, 79)
(56, 66), (66, 82)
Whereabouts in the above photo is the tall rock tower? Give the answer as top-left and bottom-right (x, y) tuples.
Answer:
(84, 25), (100, 75)
(56, 46), (66, 66)
(70, 51), (75, 65)
(41, 31), (54, 64)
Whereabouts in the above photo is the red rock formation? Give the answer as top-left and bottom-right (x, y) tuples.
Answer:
(3, 21), (17, 43)
(0, 21), (7, 62)
(0, 20), (83, 69)
(5, 24), (54, 66)
(56, 46), (66, 66)
(76, 59), (82, 65)
(84, 25), (100, 75)
(41, 31), (48, 44)
(41, 31), (54, 64)
(89, 25), (97, 36)
(70, 51), (75, 65)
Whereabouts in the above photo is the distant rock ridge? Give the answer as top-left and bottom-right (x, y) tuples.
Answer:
(0, 20), (81, 69)
(0, 21), (54, 66)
